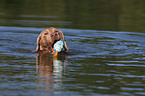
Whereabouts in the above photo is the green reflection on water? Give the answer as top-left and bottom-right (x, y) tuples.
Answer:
(0, 0), (145, 32)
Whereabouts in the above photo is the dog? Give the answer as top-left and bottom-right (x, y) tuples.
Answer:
(35, 27), (64, 54)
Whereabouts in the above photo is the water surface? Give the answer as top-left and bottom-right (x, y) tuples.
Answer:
(0, 26), (145, 96)
(1, 0), (145, 96)
(1, 0), (145, 32)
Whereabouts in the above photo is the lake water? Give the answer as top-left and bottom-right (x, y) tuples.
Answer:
(1, 0), (145, 96)
(1, 26), (145, 96)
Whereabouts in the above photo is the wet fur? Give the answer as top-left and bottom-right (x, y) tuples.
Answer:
(35, 27), (64, 53)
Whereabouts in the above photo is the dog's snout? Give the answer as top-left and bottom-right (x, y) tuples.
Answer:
(55, 33), (58, 36)
(51, 32), (59, 37)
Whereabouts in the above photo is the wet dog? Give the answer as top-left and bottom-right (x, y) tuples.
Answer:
(34, 27), (64, 54)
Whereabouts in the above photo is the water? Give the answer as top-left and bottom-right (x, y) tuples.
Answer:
(1, 0), (145, 96)
(0, 26), (145, 96)
(1, 0), (145, 32)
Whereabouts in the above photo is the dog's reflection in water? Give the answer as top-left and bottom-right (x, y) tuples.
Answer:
(36, 51), (67, 92)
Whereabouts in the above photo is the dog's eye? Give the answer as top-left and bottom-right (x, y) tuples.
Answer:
(44, 32), (48, 35)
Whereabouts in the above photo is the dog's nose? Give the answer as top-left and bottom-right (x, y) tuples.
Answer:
(55, 33), (58, 36)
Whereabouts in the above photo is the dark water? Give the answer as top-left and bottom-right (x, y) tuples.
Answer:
(1, 0), (145, 32)
(1, 26), (145, 96)
(1, 0), (145, 96)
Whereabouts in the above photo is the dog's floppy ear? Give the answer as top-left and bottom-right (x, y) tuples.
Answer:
(59, 30), (64, 40)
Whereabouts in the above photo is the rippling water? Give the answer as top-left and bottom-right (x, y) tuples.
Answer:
(0, 26), (145, 96)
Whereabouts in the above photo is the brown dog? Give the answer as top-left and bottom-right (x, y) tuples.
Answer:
(35, 27), (64, 54)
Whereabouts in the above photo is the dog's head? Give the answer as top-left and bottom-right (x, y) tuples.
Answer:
(40, 27), (64, 53)
(45, 27), (64, 43)
(41, 27), (63, 43)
